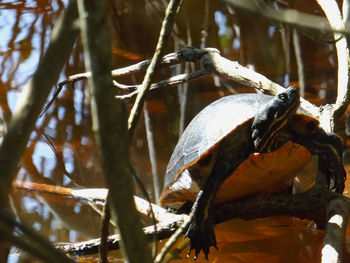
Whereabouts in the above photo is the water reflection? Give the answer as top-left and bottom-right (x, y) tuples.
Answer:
(0, 0), (349, 262)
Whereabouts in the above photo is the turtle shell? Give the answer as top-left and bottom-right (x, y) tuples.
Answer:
(159, 93), (316, 206)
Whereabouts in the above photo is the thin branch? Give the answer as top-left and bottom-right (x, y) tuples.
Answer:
(154, 212), (193, 263)
(53, 187), (350, 258)
(58, 48), (195, 87)
(224, 0), (350, 34)
(99, 194), (111, 263)
(42, 47), (200, 115)
(144, 104), (161, 203)
(55, 47), (214, 105)
(175, 24), (192, 135)
(115, 69), (208, 99)
(200, 49), (322, 118)
(56, 220), (186, 256)
(127, 0), (183, 136)
(293, 29), (305, 98)
(109, 46), (328, 130)
(62, 46), (334, 133)
(63, 47), (319, 120)
(14, 181), (350, 260)
(200, 0), (210, 48)
(12, 181), (180, 223)
(316, 0), (350, 122)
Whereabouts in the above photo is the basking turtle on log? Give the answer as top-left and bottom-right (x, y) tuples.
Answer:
(160, 87), (346, 259)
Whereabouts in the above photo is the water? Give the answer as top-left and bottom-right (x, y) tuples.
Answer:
(1, 0), (349, 262)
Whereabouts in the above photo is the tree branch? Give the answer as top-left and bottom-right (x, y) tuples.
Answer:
(322, 198), (349, 262)
(224, 0), (350, 34)
(13, 181), (349, 260)
(51, 186), (349, 257)
(316, 0), (350, 124)
(77, 0), (152, 262)
(127, 0), (183, 136)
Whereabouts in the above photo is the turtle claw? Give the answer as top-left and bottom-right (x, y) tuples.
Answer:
(184, 218), (217, 260)
(333, 166), (346, 194)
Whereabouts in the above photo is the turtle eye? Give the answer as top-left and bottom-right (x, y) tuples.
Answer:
(278, 93), (287, 101)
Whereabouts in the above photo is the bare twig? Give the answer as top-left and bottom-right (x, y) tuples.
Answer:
(56, 220), (186, 256)
(54, 47), (214, 106)
(99, 194), (111, 263)
(175, 30), (191, 135)
(154, 212), (193, 263)
(115, 69), (208, 99)
(40, 84), (65, 116)
(75, 44), (341, 136)
(127, 0), (183, 136)
(293, 29), (305, 98)
(200, 0), (210, 48)
(42, 47), (198, 115)
(144, 104), (161, 203)
(316, 0), (350, 123)
(108, 46), (332, 132)
(224, 0), (350, 34)
(58, 49), (194, 87)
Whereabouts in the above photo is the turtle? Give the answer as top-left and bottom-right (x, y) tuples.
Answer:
(159, 86), (346, 259)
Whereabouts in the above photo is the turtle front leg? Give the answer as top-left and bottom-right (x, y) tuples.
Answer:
(184, 180), (219, 260)
(184, 132), (252, 259)
(293, 129), (346, 193)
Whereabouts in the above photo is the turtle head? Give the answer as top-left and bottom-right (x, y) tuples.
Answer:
(252, 86), (300, 152)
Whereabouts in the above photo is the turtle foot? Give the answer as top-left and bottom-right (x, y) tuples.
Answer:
(184, 218), (217, 260)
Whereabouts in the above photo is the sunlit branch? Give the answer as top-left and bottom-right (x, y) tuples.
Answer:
(58, 45), (336, 134)
(13, 181), (349, 261)
(115, 69), (208, 99)
(57, 49), (190, 87)
(317, 0), (350, 122)
(154, 211), (193, 263)
(56, 47), (213, 91)
(322, 199), (349, 263)
(224, 0), (350, 35)
(44, 48), (202, 116)
(52, 186), (349, 259)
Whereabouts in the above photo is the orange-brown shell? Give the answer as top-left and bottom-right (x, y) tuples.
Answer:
(159, 93), (317, 207)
